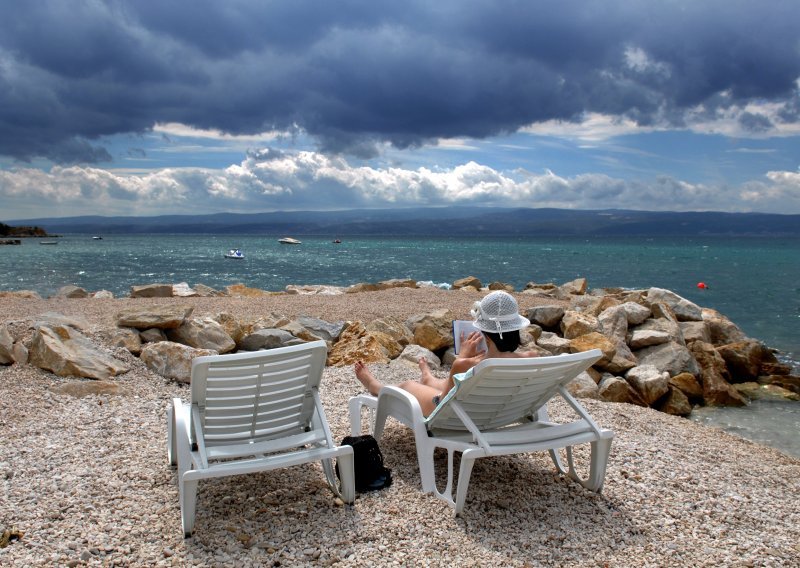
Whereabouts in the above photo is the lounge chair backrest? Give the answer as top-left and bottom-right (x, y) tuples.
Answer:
(190, 341), (328, 450)
(425, 350), (603, 432)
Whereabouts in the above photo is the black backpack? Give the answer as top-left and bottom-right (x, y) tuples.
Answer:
(337, 435), (392, 492)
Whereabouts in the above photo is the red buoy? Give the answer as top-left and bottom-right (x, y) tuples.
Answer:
(697, 282), (707, 289)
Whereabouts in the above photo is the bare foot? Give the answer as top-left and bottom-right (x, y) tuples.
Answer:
(354, 360), (382, 396)
(418, 357), (440, 387)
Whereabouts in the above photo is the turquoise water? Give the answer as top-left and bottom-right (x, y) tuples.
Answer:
(1, 234), (798, 456)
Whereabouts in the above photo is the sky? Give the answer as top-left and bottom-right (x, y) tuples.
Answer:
(1, 0), (799, 220)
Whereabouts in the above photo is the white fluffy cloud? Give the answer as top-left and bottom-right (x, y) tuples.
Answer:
(2, 150), (798, 219)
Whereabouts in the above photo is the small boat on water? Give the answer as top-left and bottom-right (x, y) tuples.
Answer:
(278, 237), (302, 245)
(332, 239), (342, 244)
(40, 241), (58, 245)
(92, 236), (103, 240)
(224, 249), (245, 259)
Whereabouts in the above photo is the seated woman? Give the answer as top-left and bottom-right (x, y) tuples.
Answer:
(354, 290), (539, 417)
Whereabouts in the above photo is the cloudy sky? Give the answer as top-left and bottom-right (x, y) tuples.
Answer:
(1, 0), (799, 220)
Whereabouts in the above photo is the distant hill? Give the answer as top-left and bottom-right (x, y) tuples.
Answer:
(7, 207), (800, 237)
(0, 222), (51, 237)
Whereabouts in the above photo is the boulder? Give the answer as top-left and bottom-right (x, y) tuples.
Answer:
(635, 341), (700, 376)
(689, 341), (747, 407)
(566, 371), (601, 399)
(700, 308), (747, 346)
(29, 325), (129, 380)
(193, 283), (227, 297)
(51, 380), (130, 398)
(250, 312), (292, 332)
(294, 316), (347, 342)
(536, 331), (572, 355)
(285, 284), (344, 295)
(212, 313), (246, 344)
(734, 382), (800, 402)
(716, 340), (774, 383)
(619, 302), (651, 325)
(139, 328), (167, 343)
(0, 290), (41, 299)
(96, 327), (142, 355)
(669, 372), (704, 401)
(560, 311), (600, 339)
(226, 283), (271, 297)
(758, 374), (800, 395)
(91, 290), (114, 299)
(656, 387), (692, 416)
(239, 329), (299, 351)
(116, 305), (193, 330)
(12, 342), (28, 364)
(452, 276), (482, 291)
(583, 296), (621, 318)
(172, 282), (198, 297)
(525, 305), (565, 329)
(167, 317), (236, 353)
(406, 309), (457, 352)
(130, 283), (173, 298)
(280, 321), (326, 343)
(55, 285), (89, 298)
(598, 306), (629, 343)
(369, 331), (404, 359)
(346, 282), (381, 293)
(395, 344), (441, 371)
(0, 325), (13, 364)
(36, 312), (92, 332)
(327, 322), (389, 366)
(140, 342), (216, 383)
(628, 329), (671, 350)
(625, 365), (670, 406)
(569, 332), (616, 369)
(487, 281), (515, 292)
(646, 288), (702, 321)
(598, 375), (646, 406)
(378, 278), (418, 289)
(559, 277), (587, 295)
(366, 317), (414, 347)
(679, 321), (711, 344)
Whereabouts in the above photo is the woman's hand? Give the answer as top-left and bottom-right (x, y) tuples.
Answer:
(459, 331), (486, 359)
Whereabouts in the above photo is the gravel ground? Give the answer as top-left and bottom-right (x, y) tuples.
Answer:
(1, 290), (799, 567)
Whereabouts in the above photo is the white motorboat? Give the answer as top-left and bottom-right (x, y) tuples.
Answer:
(278, 237), (302, 245)
(224, 248), (245, 259)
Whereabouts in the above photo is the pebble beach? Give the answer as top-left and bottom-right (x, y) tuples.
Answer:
(1, 288), (799, 567)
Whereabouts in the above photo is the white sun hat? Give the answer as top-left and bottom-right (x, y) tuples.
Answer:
(470, 291), (530, 337)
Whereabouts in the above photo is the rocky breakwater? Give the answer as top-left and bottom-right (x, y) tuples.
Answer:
(0, 276), (797, 420)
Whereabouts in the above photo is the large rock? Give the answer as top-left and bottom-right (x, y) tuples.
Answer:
(633, 306), (684, 344)
(167, 317), (236, 353)
(36, 312), (92, 332)
(193, 283), (226, 297)
(294, 316), (347, 342)
(598, 375), (646, 406)
(625, 365), (670, 406)
(212, 313), (246, 344)
(619, 302), (651, 325)
(700, 308), (747, 345)
(669, 372), (704, 402)
(280, 321), (326, 343)
(285, 284), (344, 295)
(569, 332), (617, 369)
(0, 290), (41, 299)
(326, 322), (388, 366)
(487, 281), (515, 292)
(646, 288), (702, 321)
(560, 311), (600, 339)
(0, 324), (14, 364)
(566, 371), (601, 399)
(29, 325), (129, 380)
(140, 328), (167, 343)
(130, 283), (173, 298)
(91, 290), (114, 299)
(96, 327), (142, 355)
(656, 387), (692, 416)
(366, 317), (414, 347)
(598, 306), (628, 343)
(628, 329), (671, 350)
(559, 277), (587, 295)
(239, 329), (299, 351)
(406, 309), (456, 352)
(525, 305), (565, 328)
(378, 278), (418, 290)
(536, 331), (572, 355)
(115, 305), (193, 330)
(689, 341), (747, 407)
(172, 282), (198, 297)
(679, 321), (711, 344)
(226, 283), (271, 297)
(395, 344), (441, 371)
(368, 331), (404, 359)
(716, 340), (775, 383)
(635, 341), (700, 376)
(55, 285), (89, 298)
(452, 276), (482, 291)
(759, 374), (800, 395)
(734, 382), (800, 402)
(140, 341), (216, 383)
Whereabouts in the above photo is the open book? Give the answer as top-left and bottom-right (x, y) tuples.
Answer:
(452, 320), (487, 355)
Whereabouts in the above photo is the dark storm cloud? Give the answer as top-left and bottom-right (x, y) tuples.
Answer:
(1, 0), (798, 163)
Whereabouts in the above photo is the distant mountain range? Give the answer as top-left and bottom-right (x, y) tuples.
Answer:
(7, 207), (800, 237)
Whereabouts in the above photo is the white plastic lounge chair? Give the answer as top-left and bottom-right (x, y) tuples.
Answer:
(167, 340), (355, 537)
(348, 350), (612, 515)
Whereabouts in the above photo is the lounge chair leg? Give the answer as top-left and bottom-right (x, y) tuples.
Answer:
(348, 397), (364, 436)
(336, 451), (356, 504)
(180, 478), (199, 538)
(453, 452), (478, 516)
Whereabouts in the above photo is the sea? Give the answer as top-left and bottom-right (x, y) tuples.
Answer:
(2, 234), (798, 456)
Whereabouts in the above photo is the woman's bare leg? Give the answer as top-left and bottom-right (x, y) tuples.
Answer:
(354, 360), (383, 396)
(398, 381), (441, 417)
(418, 357), (447, 389)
